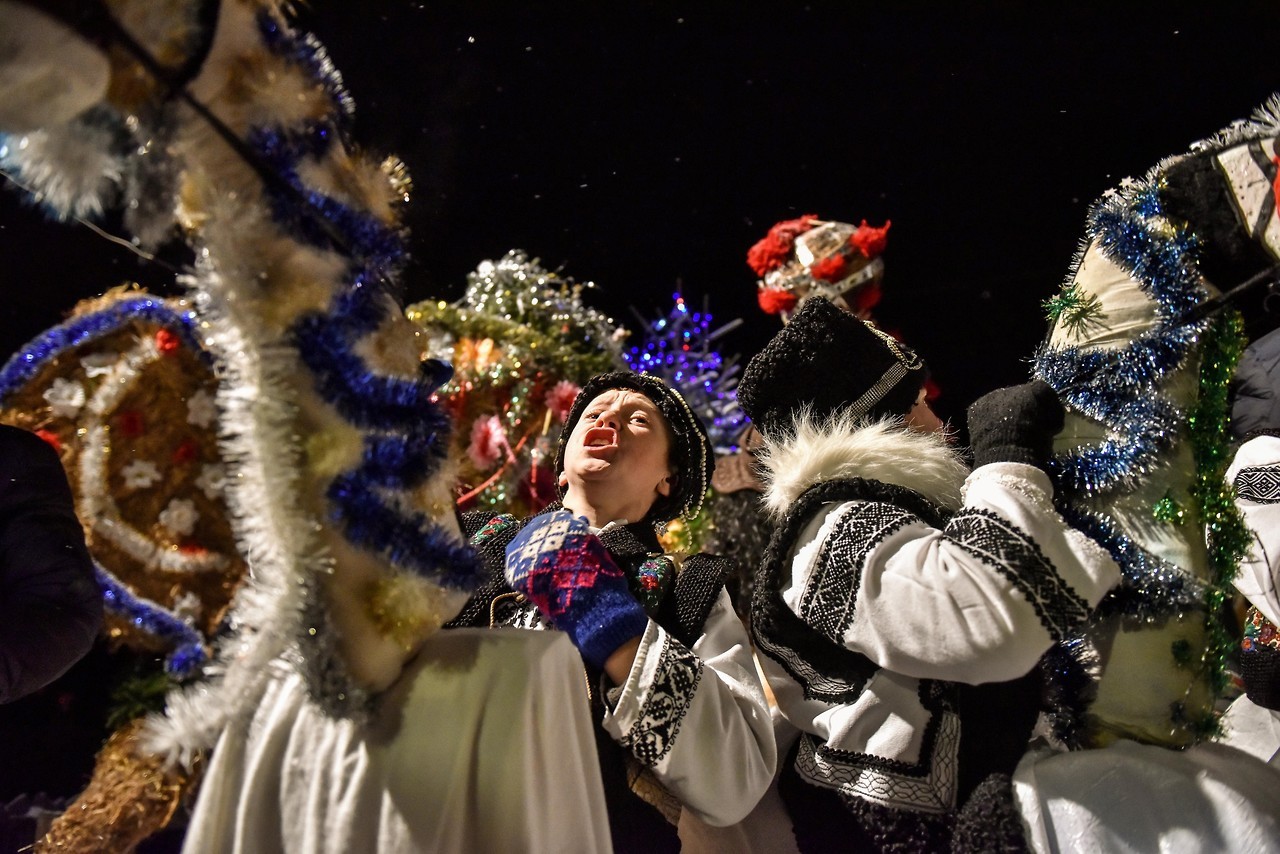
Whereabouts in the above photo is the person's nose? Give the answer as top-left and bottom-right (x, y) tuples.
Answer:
(593, 410), (619, 429)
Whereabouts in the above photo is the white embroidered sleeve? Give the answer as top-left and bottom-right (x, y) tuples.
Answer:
(601, 591), (777, 826)
(1226, 434), (1280, 624)
(783, 463), (1118, 684)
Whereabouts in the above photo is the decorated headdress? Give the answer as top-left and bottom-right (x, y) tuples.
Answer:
(554, 371), (714, 523)
(738, 297), (927, 439)
(747, 214), (891, 319)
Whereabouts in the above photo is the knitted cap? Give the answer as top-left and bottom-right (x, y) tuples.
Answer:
(738, 297), (928, 440)
(747, 215), (890, 318)
(554, 371), (714, 523)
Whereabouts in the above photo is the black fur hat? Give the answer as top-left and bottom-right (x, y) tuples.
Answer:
(554, 371), (714, 524)
(738, 297), (928, 439)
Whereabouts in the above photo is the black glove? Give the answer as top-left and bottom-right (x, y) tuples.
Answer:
(966, 379), (1064, 470)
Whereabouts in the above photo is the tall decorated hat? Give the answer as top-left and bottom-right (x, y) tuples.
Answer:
(746, 214), (890, 321)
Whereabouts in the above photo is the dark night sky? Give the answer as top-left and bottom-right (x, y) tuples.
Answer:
(3, 1), (1280, 425)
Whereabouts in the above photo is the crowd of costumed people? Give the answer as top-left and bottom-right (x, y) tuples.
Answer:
(0, 2), (1279, 853)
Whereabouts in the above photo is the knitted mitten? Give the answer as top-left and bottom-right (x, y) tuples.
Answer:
(505, 510), (649, 668)
(966, 379), (1065, 470)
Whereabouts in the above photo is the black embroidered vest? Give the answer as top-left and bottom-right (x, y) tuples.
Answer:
(754, 477), (1037, 854)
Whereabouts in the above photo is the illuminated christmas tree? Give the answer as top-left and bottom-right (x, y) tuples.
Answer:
(625, 292), (746, 455)
(406, 250), (629, 517)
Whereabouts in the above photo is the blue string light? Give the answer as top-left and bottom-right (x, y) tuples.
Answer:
(624, 292), (745, 453)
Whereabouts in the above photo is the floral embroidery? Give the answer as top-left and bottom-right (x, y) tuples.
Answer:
(122, 459), (162, 490)
(44, 377), (85, 418)
(630, 555), (674, 615)
(159, 498), (199, 537)
(186, 389), (217, 428)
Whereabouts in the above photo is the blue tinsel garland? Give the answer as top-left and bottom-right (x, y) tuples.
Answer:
(98, 563), (206, 678)
(0, 296), (206, 397)
(242, 16), (485, 596)
(257, 10), (356, 130)
(1035, 182), (1211, 500)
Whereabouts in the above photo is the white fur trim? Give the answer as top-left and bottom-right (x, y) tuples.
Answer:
(757, 409), (969, 517)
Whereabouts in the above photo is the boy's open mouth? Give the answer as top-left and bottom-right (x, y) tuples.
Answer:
(583, 426), (618, 453)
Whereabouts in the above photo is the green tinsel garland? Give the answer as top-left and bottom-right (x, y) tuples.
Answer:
(1184, 307), (1252, 735)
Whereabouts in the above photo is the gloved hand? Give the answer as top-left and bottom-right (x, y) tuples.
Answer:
(966, 379), (1065, 470)
(505, 510), (649, 669)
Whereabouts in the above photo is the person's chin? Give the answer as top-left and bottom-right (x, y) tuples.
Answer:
(570, 460), (615, 480)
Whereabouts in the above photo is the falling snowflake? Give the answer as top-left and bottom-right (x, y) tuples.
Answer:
(121, 459), (162, 490)
(159, 498), (199, 537)
(186, 389), (217, 428)
(44, 377), (86, 418)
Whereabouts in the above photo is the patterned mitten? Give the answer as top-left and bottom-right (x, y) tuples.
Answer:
(966, 379), (1065, 470)
(505, 510), (649, 668)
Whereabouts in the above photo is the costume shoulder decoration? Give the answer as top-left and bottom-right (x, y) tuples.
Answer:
(1033, 94), (1280, 749)
(0, 1), (483, 846)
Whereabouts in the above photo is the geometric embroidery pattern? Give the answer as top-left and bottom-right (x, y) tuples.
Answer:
(948, 508), (1091, 641)
(1236, 465), (1280, 504)
(753, 477), (949, 705)
(620, 633), (703, 768)
(798, 502), (915, 641)
(794, 709), (960, 814)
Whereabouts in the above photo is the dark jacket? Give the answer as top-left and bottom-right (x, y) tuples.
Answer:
(0, 424), (102, 704)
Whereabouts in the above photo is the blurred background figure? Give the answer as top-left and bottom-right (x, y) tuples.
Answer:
(0, 423), (102, 851)
(1221, 324), (1280, 765)
(0, 423), (101, 706)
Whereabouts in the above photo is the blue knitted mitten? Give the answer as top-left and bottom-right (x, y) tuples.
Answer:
(505, 510), (649, 668)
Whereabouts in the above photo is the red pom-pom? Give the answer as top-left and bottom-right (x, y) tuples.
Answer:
(850, 219), (891, 259)
(746, 238), (789, 277)
(746, 214), (819, 276)
(155, 328), (180, 355)
(757, 287), (798, 315)
(35, 428), (62, 454)
(809, 253), (850, 283)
